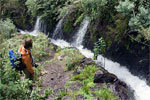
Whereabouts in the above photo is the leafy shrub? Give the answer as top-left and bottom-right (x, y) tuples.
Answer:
(74, 13), (84, 26)
(58, 48), (84, 71)
(116, 0), (134, 16)
(138, 7), (150, 28)
(26, 0), (66, 27)
(93, 37), (106, 60)
(0, 33), (49, 100)
(25, 0), (38, 16)
(114, 0), (150, 45)
(1, 0), (34, 29)
(95, 88), (117, 100)
(81, 0), (107, 20)
(0, 19), (17, 40)
(72, 65), (98, 81)
(69, 65), (98, 99)
(140, 27), (150, 41)
(0, 47), (32, 100)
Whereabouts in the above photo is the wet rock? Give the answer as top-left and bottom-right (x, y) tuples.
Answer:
(94, 70), (118, 83)
(80, 58), (95, 67)
(94, 70), (132, 100)
(109, 84), (134, 100)
(73, 67), (84, 75)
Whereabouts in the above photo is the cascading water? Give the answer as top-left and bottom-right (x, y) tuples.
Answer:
(73, 17), (89, 46)
(34, 17), (47, 34)
(20, 17), (46, 36)
(95, 55), (150, 100)
(52, 18), (64, 39)
(20, 15), (150, 100)
(51, 16), (150, 100)
(34, 17), (41, 31)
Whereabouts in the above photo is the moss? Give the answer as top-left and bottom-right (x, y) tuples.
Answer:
(63, 19), (74, 33)
(63, 7), (83, 33)
(74, 13), (84, 26)
(88, 19), (100, 42)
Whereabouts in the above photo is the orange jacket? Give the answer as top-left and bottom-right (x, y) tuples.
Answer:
(19, 45), (34, 74)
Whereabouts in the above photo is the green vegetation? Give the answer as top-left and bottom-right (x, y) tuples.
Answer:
(54, 90), (67, 100)
(64, 65), (117, 100)
(58, 0), (150, 49)
(93, 37), (106, 59)
(0, 0), (34, 29)
(95, 88), (118, 100)
(0, 19), (17, 42)
(1, 0), (150, 46)
(81, 0), (107, 20)
(116, 0), (150, 43)
(1, 0), (146, 99)
(56, 48), (84, 70)
(0, 33), (50, 100)
(26, 0), (66, 27)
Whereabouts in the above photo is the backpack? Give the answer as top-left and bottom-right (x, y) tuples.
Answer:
(9, 49), (26, 71)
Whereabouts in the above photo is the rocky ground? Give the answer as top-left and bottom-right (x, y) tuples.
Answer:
(36, 44), (134, 100)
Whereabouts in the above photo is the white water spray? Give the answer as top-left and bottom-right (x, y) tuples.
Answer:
(52, 18), (64, 39)
(20, 17), (42, 36)
(96, 55), (150, 100)
(73, 17), (89, 46)
(51, 38), (150, 100)
(51, 16), (150, 100)
(34, 17), (41, 31)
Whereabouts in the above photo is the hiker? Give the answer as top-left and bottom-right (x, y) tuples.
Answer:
(19, 38), (34, 81)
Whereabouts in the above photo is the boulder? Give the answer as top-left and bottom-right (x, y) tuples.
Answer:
(73, 67), (84, 75)
(80, 58), (95, 67)
(94, 70), (132, 100)
(94, 70), (118, 83)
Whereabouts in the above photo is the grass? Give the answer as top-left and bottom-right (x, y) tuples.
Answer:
(56, 48), (84, 71)
(64, 65), (117, 100)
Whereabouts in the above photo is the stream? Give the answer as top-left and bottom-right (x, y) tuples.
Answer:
(20, 17), (150, 100)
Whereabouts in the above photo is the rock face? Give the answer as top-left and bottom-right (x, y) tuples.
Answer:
(94, 70), (118, 83)
(94, 69), (133, 100)
(73, 58), (95, 75)
(80, 58), (95, 67)
(105, 42), (150, 82)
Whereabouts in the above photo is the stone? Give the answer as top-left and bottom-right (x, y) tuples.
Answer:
(94, 70), (118, 83)
(80, 58), (94, 67)
(73, 67), (84, 75)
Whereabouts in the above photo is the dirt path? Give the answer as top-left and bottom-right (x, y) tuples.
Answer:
(40, 49), (72, 100)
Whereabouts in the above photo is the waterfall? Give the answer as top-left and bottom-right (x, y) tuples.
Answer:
(20, 17), (46, 36)
(51, 16), (150, 100)
(95, 55), (150, 100)
(20, 14), (150, 100)
(52, 18), (64, 39)
(73, 17), (90, 46)
(34, 17), (41, 31)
